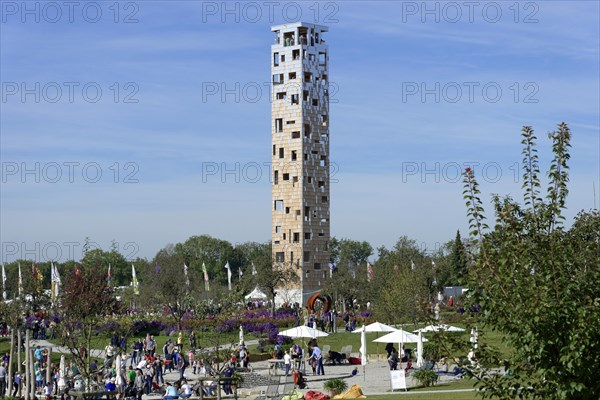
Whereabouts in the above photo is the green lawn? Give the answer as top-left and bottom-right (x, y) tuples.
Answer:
(368, 392), (478, 400)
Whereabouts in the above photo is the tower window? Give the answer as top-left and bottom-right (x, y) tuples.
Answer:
(304, 72), (312, 82)
(319, 52), (326, 65)
(276, 92), (286, 100)
(275, 226), (281, 233)
(275, 252), (285, 262)
(285, 207), (290, 214)
(272, 144), (276, 155)
(273, 52), (280, 66)
(292, 49), (300, 60)
(322, 196), (328, 203)
(279, 148), (284, 158)
(291, 151), (297, 161)
(293, 232), (300, 243)
(291, 94), (299, 105)
(273, 73), (284, 85)
(292, 131), (300, 139)
(274, 170), (279, 184)
(283, 173), (289, 181)
(305, 232), (312, 240)
(312, 99), (319, 106)
(314, 263), (321, 270)
(274, 200), (284, 211)
(303, 251), (310, 262)
(303, 90), (309, 101)
(304, 124), (311, 136)
(275, 118), (283, 132)
(289, 72), (297, 80)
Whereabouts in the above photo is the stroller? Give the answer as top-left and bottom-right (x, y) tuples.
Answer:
(123, 383), (137, 400)
(293, 370), (307, 389)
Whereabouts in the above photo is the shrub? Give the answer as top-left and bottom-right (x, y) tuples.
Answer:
(323, 378), (348, 395)
(412, 369), (439, 387)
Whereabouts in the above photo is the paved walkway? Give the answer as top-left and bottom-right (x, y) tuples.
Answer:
(29, 338), (470, 397)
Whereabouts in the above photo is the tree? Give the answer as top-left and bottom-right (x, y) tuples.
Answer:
(147, 246), (196, 331)
(80, 242), (129, 286)
(462, 123), (600, 399)
(58, 264), (120, 391)
(249, 242), (297, 316)
(449, 230), (468, 285)
(175, 235), (235, 286)
(324, 238), (373, 311)
(370, 236), (435, 324)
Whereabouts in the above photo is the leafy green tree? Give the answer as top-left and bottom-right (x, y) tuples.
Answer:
(248, 242), (297, 316)
(58, 264), (120, 391)
(370, 236), (435, 324)
(175, 235), (235, 286)
(323, 238), (373, 310)
(449, 230), (468, 285)
(462, 123), (600, 399)
(80, 244), (129, 287)
(144, 246), (195, 331)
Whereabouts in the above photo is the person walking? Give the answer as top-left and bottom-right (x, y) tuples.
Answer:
(0, 362), (7, 398)
(134, 369), (145, 400)
(283, 351), (292, 376)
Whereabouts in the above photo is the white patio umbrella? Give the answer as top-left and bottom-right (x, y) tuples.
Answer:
(414, 324), (466, 333)
(359, 325), (367, 380)
(373, 329), (425, 363)
(115, 355), (122, 386)
(57, 355), (66, 392)
(353, 321), (396, 333)
(279, 325), (329, 339)
(416, 331), (425, 368)
(353, 321), (396, 356)
(239, 325), (245, 344)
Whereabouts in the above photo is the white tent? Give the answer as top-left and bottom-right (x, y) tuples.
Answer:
(244, 287), (268, 300)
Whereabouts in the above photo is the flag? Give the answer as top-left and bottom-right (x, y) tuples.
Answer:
(1, 263), (6, 300)
(328, 262), (336, 278)
(51, 262), (61, 301)
(18, 263), (23, 296)
(224, 262), (232, 291)
(238, 266), (243, 280)
(131, 264), (139, 295)
(251, 262), (257, 276)
(411, 260), (416, 270)
(108, 264), (112, 284)
(202, 262), (210, 291)
(184, 263), (190, 287)
(32, 261), (37, 286)
(367, 262), (374, 282)
(32, 261), (42, 293)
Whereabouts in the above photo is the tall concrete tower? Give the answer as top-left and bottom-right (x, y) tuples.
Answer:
(271, 22), (330, 306)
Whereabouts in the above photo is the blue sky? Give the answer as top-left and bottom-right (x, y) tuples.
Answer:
(1, 1), (599, 262)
